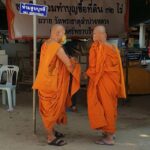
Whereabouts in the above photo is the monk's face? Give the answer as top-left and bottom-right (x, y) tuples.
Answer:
(55, 28), (65, 43)
(51, 25), (66, 43)
(93, 27), (107, 42)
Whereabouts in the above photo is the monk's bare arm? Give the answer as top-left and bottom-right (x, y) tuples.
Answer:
(57, 47), (74, 72)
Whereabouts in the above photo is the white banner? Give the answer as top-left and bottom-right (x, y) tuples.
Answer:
(6, 0), (128, 39)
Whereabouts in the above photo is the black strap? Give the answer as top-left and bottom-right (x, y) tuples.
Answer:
(48, 138), (66, 146)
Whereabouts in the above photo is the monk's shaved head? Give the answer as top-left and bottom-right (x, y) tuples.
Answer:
(50, 24), (65, 36)
(50, 24), (65, 43)
(94, 25), (106, 33)
(93, 25), (107, 42)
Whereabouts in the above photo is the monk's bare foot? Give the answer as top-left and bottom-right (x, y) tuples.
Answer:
(48, 131), (66, 146)
(101, 132), (116, 140)
(96, 132), (107, 141)
(96, 134), (115, 145)
(95, 138), (115, 145)
(47, 135), (56, 143)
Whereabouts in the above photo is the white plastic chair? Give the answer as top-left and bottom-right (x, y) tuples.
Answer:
(0, 65), (19, 111)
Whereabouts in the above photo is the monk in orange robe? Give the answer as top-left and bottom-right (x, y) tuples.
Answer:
(32, 24), (80, 146)
(86, 26), (126, 145)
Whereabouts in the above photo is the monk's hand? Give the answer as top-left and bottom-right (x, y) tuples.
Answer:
(67, 57), (78, 73)
(65, 58), (76, 73)
(67, 63), (75, 73)
(71, 62), (76, 72)
(70, 57), (79, 63)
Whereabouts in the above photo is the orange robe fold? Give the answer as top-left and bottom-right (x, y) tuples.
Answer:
(32, 41), (80, 130)
(86, 42), (126, 133)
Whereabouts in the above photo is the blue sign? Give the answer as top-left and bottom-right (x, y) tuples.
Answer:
(19, 3), (48, 17)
